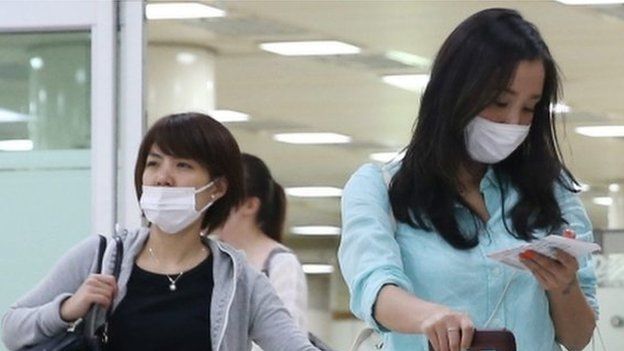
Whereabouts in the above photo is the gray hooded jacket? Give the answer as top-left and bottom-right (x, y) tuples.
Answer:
(1, 228), (317, 351)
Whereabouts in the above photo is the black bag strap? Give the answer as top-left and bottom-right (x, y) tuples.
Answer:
(96, 235), (107, 274)
(95, 235), (124, 344)
(261, 247), (292, 277)
(110, 235), (124, 280)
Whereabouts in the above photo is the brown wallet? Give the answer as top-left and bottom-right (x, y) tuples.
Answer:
(428, 329), (516, 351)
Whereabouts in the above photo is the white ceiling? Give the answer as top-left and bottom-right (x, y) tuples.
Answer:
(148, 0), (624, 239)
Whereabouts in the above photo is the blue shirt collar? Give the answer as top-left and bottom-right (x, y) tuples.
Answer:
(453, 166), (498, 209)
(479, 166), (498, 192)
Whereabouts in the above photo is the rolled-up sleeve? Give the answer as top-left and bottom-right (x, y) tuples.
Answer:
(554, 179), (599, 317)
(338, 163), (414, 331)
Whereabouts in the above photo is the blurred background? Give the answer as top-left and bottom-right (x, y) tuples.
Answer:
(0, 1), (623, 349)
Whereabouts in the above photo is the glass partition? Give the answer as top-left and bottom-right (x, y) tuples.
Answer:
(0, 32), (91, 344)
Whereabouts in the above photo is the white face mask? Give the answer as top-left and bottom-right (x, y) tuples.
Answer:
(140, 180), (219, 234)
(465, 116), (530, 164)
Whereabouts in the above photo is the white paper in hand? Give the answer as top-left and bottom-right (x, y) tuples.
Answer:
(487, 235), (601, 270)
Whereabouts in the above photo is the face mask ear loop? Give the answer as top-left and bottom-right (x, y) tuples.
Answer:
(197, 198), (217, 213)
(483, 270), (518, 327)
(195, 178), (218, 194)
(195, 178), (222, 213)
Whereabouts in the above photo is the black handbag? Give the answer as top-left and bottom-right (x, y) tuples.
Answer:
(428, 329), (517, 351)
(19, 235), (124, 351)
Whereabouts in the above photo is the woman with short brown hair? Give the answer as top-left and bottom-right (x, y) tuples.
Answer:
(2, 113), (317, 351)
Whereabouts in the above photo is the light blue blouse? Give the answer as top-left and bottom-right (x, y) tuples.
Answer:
(338, 163), (598, 351)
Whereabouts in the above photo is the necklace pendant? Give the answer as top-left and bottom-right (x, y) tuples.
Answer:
(169, 283), (176, 291)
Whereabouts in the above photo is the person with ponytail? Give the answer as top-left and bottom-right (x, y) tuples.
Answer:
(338, 8), (598, 351)
(218, 153), (308, 331)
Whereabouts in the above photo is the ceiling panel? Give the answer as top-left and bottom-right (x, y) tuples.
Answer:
(148, 0), (624, 234)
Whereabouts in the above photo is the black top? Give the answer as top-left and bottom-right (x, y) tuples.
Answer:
(107, 255), (214, 351)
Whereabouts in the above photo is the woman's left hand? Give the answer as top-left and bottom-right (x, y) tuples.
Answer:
(519, 229), (579, 294)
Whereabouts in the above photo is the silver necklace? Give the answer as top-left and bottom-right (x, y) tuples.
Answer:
(147, 247), (184, 291)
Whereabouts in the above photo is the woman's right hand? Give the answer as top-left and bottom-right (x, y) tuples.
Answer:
(421, 306), (475, 351)
(60, 274), (117, 322)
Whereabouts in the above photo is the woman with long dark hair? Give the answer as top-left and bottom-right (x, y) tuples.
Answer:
(218, 153), (308, 331)
(339, 8), (597, 351)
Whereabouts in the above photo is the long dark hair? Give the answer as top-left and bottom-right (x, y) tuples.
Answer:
(389, 8), (576, 249)
(241, 153), (287, 242)
(135, 112), (244, 233)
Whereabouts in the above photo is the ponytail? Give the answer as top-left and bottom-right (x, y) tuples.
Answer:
(261, 181), (286, 242)
(241, 153), (287, 242)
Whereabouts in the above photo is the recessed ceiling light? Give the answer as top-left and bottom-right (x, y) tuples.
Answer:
(384, 51), (431, 68)
(556, 0), (624, 4)
(550, 103), (571, 114)
(575, 126), (624, 137)
(210, 110), (250, 123)
(302, 264), (334, 275)
(259, 41), (361, 56)
(285, 187), (342, 197)
(369, 151), (405, 163)
(382, 74), (430, 92)
(0, 139), (33, 151)
(146, 2), (225, 20)
(593, 197), (613, 206)
(609, 183), (620, 192)
(176, 52), (197, 65)
(291, 226), (341, 236)
(273, 132), (351, 144)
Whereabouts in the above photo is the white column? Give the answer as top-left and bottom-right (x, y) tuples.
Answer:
(118, 0), (145, 230)
(606, 184), (624, 254)
(608, 184), (624, 229)
(147, 44), (216, 124)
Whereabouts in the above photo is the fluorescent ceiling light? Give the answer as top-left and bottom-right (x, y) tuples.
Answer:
(285, 187), (342, 197)
(0, 108), (32, 123)
(259, 41), (361, 56)
(146, 2), (225, 20)
(550, 103), (571, 114)
(575, 126), (624, 137)
(385, 51), (431, 68)
(556, 0), (624, 4)
(210, 110), (250, 123)
(593, 197), (613, 206)
(291, 226), (341, 236)
(609, 183), (620, 192)
(370, 151), (405, 163)
(176, 52), (197, 65)
(273, 132), (351, 144)
(302, 264), (334, 275)
(382, 74), (430, 92)
(0, 139), (33, 151)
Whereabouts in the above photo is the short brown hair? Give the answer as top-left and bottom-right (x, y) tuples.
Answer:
(134, 112), (244, 233)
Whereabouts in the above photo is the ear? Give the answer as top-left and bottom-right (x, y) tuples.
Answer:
(241, 197), (261, 216)
(214, 177), (228, 199)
